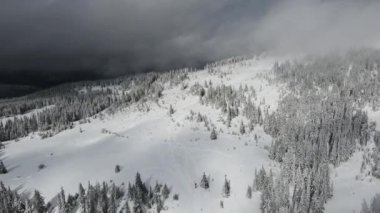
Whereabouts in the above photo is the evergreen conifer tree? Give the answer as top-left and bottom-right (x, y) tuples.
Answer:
(240, 121), (246, 135)
(162, 184), (170, 200)
(0, 160), (7, 174)
(210, 128), (217, 140)
(246, 186), (252, 199)
(222, 176), (231, 198)
(169, 105), (175, 116)
(200, 173), (209, 189)
(32, 190), (45, 213)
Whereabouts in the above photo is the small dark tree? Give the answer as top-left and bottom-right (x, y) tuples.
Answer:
(173, 194), (179, 200)
(127, 183), (134, 200)
(162, 184), (170, 199)
(38, 164), (46, 171)
(135, 172), (144, 189)
(66, 194), (77, 212)
(226, 109), (232, 128)
(156, 198), (164, 213)
(240, 121), (246, 135)
(222, 176), (230, 198)
(57, 187), (67, 213)
(210, 128), (217, 140)
(134, 172), (148, 206)
(248, 121), (254, 132)
(200, 173), (209, 189)
(115, 165), (121, 173)
(0, 160), (7, 174)
(169, 105), (175, 116)
(197, 113), (203, 122)
(246, 186), (252, 199)
(32, 190), (45, 213)
(78, 183), (86, 213)
(154, 182), (162, 193)
(374, 131), (380, 148)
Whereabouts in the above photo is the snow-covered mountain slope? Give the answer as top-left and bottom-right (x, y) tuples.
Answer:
(324, 107), (380, 213)
(326, 151), (380, 213)
(1, 57), (280, 212)
(1, 54), (380, 213)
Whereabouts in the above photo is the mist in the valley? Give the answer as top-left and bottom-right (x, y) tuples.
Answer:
(0, 0), (379, 87)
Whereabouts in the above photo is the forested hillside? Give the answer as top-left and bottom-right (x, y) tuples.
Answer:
(0, 84), (39, 99)
(0, 50), (380, 213)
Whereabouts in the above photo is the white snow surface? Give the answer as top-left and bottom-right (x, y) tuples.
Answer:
(1, 56), (380, 213)
(1, 57), (280, 213)
(325, 151), (380, 213)
(324, 106), (380, 213)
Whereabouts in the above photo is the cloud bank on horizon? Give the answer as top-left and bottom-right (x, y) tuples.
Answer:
(0, 0), (379, 85)
(255, 0), (380, 55)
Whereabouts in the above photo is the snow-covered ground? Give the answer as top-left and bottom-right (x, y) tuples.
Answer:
(1, 56), (380, 213)
(325, 107), (380, 213)
(1, 57), (280, 212)
(326, 150), (380, 213)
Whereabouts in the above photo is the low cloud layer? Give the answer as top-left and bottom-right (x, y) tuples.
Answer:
(0, 0), (379, 86)
(254, 0), (380, 55)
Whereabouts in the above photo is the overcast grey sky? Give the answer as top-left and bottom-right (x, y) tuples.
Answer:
(0, 0), (379, 86)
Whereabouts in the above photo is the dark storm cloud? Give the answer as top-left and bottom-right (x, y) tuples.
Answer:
(0, 0), (379, 86)
(0, 0), (274, 86)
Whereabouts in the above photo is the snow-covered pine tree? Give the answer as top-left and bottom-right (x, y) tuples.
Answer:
(226, 107), (232, 127)
(86, 183), (96, 213)
(0, 160), (7, 174)
(222, 176), (231, 198)
(57, 187), (67, 213)
(32, 190), (45, 213)
(169, 104), (175, 116)
(134, 172), (148, 205)
(240, 120), (246, 135)
(210, 128), (217, 140)
(78, 183), (86, 213)
(360, 193), (380, 213)
(115, 165), (121, 173)
(173, 194), (179, 200)
(0, 172), (173, 213)
(109, 183), (117, 213)
(162, 184), (170, 200)
(154, 181), (162, 193)
(246, 186), (252, 199)
(374, 130), (380, 148)
(197, 112), (203, 122)
(248, 120), (254, 132)
(156, 197), (164, 213)
(127, 182), (134, 201)
(200, 173), (210, 189)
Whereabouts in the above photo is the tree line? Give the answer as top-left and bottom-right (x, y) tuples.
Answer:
(0, 172), (172, 213)
(0, 70), (190, 146)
